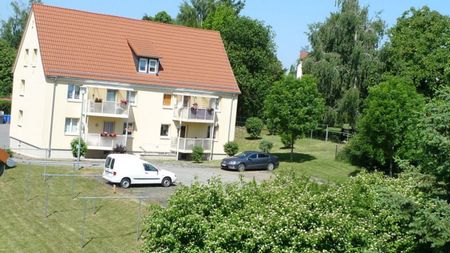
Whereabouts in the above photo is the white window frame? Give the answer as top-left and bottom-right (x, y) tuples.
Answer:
(138, 58), (148, 73)
(20, 80), (25, 96)
(18, 110), (23, 127)
(160, 124), (170, 138)
(148, 59), (159, 74)
(67, 84), (81, 101)
(127, 91), (137, 106)
(64, 118), (79, 135)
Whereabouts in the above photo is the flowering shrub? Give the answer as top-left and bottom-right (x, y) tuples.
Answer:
(141, 171), (450, 252)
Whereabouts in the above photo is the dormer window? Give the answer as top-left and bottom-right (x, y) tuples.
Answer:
(138, 57), (159, 74)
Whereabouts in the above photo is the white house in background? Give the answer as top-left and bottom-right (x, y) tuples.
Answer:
(296, 50), (309, 79)
(10, 4), (240, 159)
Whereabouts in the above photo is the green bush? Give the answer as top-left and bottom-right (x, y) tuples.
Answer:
(258, 139), (273, 153)
(191, 146), (204, 163)
(142, 172), (450, 252)
(223, 141), (239, 157)
(70, 138), (87, 158)
(245, 117), (263, 138)
(0, 100), (11, 114)
(280, 133), (293, 148)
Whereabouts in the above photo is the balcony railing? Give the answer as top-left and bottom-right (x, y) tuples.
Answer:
(86, 100), (129, 117)
(85, 133), (127, 150)
(171, 138), (212, 152)
(173, 107), (214, 122)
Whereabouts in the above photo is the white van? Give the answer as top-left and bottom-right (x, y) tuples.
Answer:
(102, 154), (176, 188)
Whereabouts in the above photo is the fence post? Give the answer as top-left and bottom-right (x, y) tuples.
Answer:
(335, 144), (338, 160)
(136, 199), (142, 241)
(310, 130), (313, 139)
(325, 125), (329, 142)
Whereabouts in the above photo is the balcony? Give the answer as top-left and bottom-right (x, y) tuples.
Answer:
(85, 133), (127, 150)
(85, 100), (129, 118)
(170, 138), (212, 153)
(173, 107), (215, 123)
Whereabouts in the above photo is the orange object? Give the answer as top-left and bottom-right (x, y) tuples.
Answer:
(0, 149), (9, 164)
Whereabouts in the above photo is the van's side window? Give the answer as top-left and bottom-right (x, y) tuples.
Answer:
(144, 164), (157, 172)
(110, 159), (115, 169)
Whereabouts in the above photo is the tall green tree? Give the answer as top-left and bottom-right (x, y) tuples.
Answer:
(264, 75), (325, 160)
(143, 11), (174, 24)
(0, 39), (16, 96)
(344, 77), (424, 176)
(177, 0), (245, 28)
(383, 6), (450, 97)
(0, 0), (41, 49)
(303, 0), (385, 126)
(204, 5), (283, 118)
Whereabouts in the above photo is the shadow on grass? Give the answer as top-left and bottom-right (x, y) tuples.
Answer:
(245, 136), (262, 140)
(271, 152), (316, 163)
(348, 169), (363, 177)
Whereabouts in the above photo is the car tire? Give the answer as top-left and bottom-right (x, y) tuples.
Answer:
(120, 178), (131, 188)
(0, 163), (4, 177)
(161, 177), (172, 187)
(238, 163), (246, 172)
(267, 162), (275, 171)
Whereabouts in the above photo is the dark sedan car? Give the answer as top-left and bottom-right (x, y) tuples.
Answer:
(221, 151), (279, 172)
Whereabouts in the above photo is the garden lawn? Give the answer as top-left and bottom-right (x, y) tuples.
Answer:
(0, 164), (144, 252)
(234, 127), (360, 183)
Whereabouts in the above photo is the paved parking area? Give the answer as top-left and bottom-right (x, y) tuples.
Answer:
(0, 124), (9, 148)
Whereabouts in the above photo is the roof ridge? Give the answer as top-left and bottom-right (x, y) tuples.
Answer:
(31, 3), (221, 35)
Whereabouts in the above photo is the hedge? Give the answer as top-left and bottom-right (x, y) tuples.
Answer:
(0, 99), (11, 114)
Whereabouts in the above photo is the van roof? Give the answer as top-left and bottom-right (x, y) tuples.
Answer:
(107, 154), (140, 160)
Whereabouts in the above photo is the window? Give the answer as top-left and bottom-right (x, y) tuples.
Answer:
(106, 89), (116, 102)
(127, 91), (137, 105)
(144, 163), (157, 172)
(24, 49), (29, 66)
(32, 49), (37, 66)
(110, 158), (115, 169)
(183, 96), (190, 107)
(64, 118), (79, 134)
(215, 98), (221, 110)
(138, 58), (148, 73)
(18, 110), (23, 126)
(20, 80), (25, 96)
(207, 126), (211, 138)
(148, 59), (158, 73)
(160, 124), (169, 137)
(163, 94), (172, 107)
(123, 122), (134, 135)
(249, 154), (257, 159)
(67, 84), (80, 100)
(103, 122), (115, 133)
(105, 157), (112, 168)
(258, 153), (269, 159)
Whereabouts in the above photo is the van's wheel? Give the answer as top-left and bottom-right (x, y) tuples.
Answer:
(120, 178), (131, 188)
(267, 163), (274, 171)
(238, 163), (246, 172)
(0, 163), (5, 177)
(161, 177), (172, 187)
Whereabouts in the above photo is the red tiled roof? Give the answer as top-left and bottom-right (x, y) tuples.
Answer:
(300, 50), (309, 60)
(32, 4), (240, 94)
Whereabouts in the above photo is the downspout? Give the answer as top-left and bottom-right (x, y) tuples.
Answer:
(47, 77), (58, 158)
(227, 95), (235, 142)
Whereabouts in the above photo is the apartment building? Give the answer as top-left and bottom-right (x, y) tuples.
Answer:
(10, 4), (239, 159)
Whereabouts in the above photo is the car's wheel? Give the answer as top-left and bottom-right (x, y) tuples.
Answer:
(120, 178), (131, 188)
(161, 177), (172, 187)
(267, 162), (275, 171)
(0, 163), (5, 177)
(238, 163), (246, 172)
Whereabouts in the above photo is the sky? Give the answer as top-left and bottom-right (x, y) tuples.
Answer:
(1, 0), (450, 69)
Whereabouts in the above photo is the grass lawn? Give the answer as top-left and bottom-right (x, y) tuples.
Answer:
(233, 127), (360, 183)
(0, 165), (145, 252)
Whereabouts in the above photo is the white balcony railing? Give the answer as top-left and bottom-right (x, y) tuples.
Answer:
(171, 138), (212, 152)
(86, 100), (129, 117)
(85, 133), (127, 149)
(173, 107), (214, 121)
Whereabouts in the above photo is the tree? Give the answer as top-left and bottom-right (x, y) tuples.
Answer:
(408, 87), (450, 196)
(70, 138), (87, 158)
(223, 141), (239, 157)
(303, 0), (385, 126)
(0, 39), (15, 96)
(344, 77), (424, 176)
(258, 140), (273, 153)
(143, 11), (173, 24)
(191, 146), (204, 162)
(176, 0), (245, 28)
(245, 117), (263, 139)
(383, 6), (450, 97)
(204, 5), (283, 118)
(264, 75), (325, 160)
(0, 0), (41, 49)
